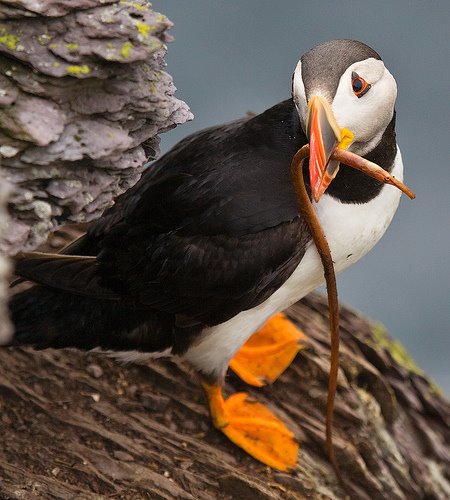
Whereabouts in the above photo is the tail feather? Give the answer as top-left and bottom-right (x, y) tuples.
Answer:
(6, 284), (179, 353)
(13, 252), (120, 299)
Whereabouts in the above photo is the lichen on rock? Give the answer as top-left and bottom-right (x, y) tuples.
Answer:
(0, 0), (192, 254)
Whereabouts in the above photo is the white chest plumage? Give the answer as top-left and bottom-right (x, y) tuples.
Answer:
(183, 150), (404, 378)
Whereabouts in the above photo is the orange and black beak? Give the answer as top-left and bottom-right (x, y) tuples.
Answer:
(306, 96), (346, 202)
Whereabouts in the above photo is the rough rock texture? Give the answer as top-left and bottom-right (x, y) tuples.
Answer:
(1, 228), (449, 499)
(1, 297), (448, 499)
(0, 0), (192, 254)
(0, 1), (117, 19)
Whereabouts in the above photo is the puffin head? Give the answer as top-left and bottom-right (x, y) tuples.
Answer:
(292, 39), (397, 202)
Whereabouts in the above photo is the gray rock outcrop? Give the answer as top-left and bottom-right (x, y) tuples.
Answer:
(0, 0), (192, 254)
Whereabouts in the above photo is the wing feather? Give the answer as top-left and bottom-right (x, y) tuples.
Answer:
(13, 100), (310, 325)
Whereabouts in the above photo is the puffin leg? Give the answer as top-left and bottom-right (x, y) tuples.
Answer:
(202, 382), (298, 471)
(229, 312), (307, 387)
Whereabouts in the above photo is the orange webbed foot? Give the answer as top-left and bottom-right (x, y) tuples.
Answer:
(229, 312), (307, 387)
(203, 383), (298, 471)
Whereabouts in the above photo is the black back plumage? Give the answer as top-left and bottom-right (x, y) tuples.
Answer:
(9, 97), (397, 353)
(10, 100), (312, 352)
(87, 99), (311, 324)
(92, 99), (305, 239)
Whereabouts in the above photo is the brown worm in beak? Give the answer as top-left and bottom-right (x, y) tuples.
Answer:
(290, 144), (415, 482)
(331, 147), (416, 200)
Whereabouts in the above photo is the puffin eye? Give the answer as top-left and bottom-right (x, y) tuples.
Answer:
(351, 72), (371, 98)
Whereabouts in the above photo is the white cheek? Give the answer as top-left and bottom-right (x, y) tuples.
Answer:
(371, 68), (397, 129)
(292, 60), (307, 131)
(333, 86), (378, 142)
(332, 62), (397, 147)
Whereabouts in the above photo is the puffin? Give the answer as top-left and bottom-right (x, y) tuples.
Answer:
(4, 39), (403, 471)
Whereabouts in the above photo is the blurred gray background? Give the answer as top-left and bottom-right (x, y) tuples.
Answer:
(152, 0), (450, 393)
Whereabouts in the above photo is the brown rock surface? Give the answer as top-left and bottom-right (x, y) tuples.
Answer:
(1, 228), (449, 499)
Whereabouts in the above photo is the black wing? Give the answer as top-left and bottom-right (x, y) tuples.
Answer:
(90, 99), (306, 239)
(15, 99), (311, 326)
(97, 217), (310, 325)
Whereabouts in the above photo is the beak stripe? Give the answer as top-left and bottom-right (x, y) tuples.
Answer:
(306, 96), (344, 202)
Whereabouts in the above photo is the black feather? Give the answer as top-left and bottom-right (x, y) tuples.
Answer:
(9, 285), (201, 355)
(6, 98), (396, 353)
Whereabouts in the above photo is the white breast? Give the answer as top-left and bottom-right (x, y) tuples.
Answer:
(183, 150), (404, 379)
